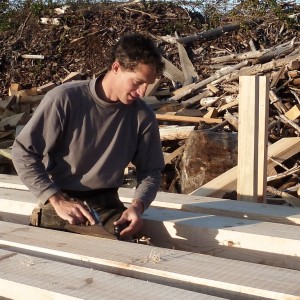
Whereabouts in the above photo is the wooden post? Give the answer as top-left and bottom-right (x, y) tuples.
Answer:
(237, 76), (269, 202)
(257, 76), (269, 202)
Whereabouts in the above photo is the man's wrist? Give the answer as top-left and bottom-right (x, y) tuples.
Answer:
(131, 199), (144, 214)
(48, 191), (65, 205)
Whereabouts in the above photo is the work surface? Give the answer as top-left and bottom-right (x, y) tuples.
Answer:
(0, 174), (300, 300)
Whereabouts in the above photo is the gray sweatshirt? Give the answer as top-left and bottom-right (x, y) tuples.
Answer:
(12, 77), (165, 209)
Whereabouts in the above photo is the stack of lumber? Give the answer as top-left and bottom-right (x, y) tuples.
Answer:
(1, 174), (300, 299)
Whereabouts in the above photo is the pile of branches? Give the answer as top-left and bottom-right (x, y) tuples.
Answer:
(0, 1), (300, 202)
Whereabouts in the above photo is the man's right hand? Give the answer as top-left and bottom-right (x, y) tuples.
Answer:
(48, 192), (96, 225)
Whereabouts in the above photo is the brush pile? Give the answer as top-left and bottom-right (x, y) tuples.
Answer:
(0, 1), (299, 203)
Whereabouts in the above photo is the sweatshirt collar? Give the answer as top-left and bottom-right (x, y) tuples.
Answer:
(89, 75), (124, 108)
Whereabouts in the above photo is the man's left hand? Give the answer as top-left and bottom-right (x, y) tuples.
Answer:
(114, 199), (144, 237)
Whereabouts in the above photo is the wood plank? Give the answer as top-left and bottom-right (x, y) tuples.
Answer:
(156, 114), (222, 124)
(37, 82), (56, 93)
(164, 145), (185, 164)
(0, 249), (210, 300)
(121, 189), (300, 226)
(237, 76), (258, 201)
(140, 207), (300, 270)
(190, 137), (300, 198)
(145, 78), (163, 96)
(285, 104), (300, 120)
(0, 148), (12, 159)
(0, 174), (29, 190)
(1, 176), (300, 227)
(175, 32), (199, 85)
(0, 112), (25, 130)
(0, 130), (14, 140)
(1, 221), (300, 299)
(1, 187), (300, 270)
(162, 57), (185, 84)
(257, 76), (269, 202)
(237, 76), (269, 202)
(159, 125), (194, 141)
(61, 72), (81, 83)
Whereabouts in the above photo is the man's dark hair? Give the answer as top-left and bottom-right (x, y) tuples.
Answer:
(108, 32), (165, 76)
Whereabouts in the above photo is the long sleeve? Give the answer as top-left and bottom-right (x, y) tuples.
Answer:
(131, 106), (165, 209)
(12, 92), (65, 203)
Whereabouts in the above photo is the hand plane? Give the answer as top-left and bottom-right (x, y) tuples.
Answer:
(64, 201), (117, 240)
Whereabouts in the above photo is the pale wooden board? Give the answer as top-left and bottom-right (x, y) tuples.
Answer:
(140, 207), (300, 270)
(119, 188), (300, 226)
(0, 249), (213, 300)
(162, 57), (185, 84)
(0, 184), (300, 270)
(257, 76), (269, 202)
(237, 76), (269, 202)
(0, 174), (29, 190)
(1, 176), (300, 226)
(1, 222), (300, 300)
(0, 187), (34, 224)
(1, 187), (300, 271)
(190, 137), (300, 197)
(237, 76), (259, 201)
(175, 32), (199, 85)
(1, 178), (300, 270)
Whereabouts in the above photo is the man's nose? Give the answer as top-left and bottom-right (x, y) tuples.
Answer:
(137, 84), (148, 97)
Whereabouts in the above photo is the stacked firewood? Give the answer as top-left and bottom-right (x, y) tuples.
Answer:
(0, 1), (299, 203)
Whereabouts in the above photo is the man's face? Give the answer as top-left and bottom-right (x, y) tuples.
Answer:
(112, 62), (157, 105)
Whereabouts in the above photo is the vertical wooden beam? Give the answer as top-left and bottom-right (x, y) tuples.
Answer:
(237, 76), (269, 202)
(257, 77), (269, 202)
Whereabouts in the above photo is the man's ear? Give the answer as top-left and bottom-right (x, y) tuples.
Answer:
(111, 61), (121, 74)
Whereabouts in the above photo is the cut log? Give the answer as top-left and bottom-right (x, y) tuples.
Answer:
(190, 137), (300, 198)
(176, 20), (260, 44)
(159, 125), (194, 141)
(180, 130), (238, 194)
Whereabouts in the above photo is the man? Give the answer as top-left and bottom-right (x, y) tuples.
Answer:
(12, 32), (165, 238)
